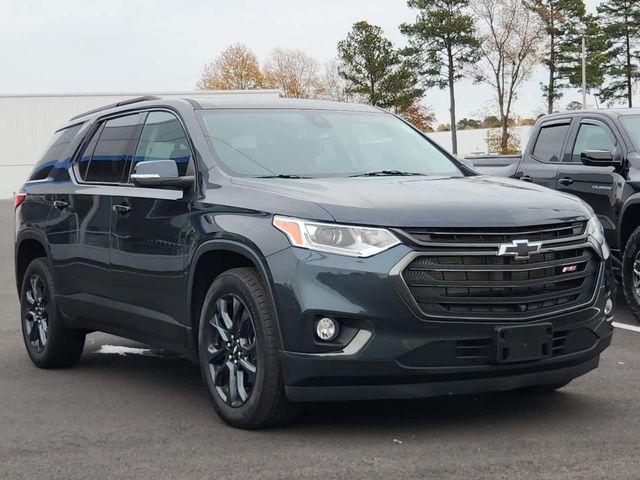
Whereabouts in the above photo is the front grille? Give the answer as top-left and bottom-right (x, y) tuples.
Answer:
(397, 222), (601, 321)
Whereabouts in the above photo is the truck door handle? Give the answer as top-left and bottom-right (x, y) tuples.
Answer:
(112, 204), (131, 215)
(519, 175), (533, 182)
(52, 200), (69, 210)
(558, 177), (574, 186)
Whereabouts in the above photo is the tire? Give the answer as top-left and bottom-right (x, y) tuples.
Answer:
(622, 225), (640, 324)
(20, 258), (86, 368)
(517, 381), (570, 394)
(198, 267), (297, 429)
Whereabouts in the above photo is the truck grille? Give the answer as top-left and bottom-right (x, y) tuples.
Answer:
(396, 222), (601, 321)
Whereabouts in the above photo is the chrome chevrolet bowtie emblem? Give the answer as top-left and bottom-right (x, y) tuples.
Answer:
(497, 239), (542, 260)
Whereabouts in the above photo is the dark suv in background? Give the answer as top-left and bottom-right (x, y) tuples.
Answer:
(15, 96), (614, 428)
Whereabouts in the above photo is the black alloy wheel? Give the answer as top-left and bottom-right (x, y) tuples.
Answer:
(23, 274), (49, 353)
(205, 294), (258, 407)
(20, 258), (86, 368)
(198, 267), (296, 429)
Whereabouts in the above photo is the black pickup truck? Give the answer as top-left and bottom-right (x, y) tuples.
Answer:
(467, 110), (640, 321)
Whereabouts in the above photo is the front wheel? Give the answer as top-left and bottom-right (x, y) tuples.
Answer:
(622, 226), (640, 324)
(198, 267), (296, 429)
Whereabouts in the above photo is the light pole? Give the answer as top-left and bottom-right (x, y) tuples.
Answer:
(582, 34), (587, 110)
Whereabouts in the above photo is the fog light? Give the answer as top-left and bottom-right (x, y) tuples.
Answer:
(605, 298), (614, 316)
(315, 317), (339, 341)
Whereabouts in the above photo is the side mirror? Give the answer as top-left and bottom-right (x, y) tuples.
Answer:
(130, 160), (194, 189)
(580, 150), (621, 167)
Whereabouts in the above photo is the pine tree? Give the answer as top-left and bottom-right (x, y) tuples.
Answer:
(401, 0), (479, 155)
(559, 14), (608, 104)
(526, 0), (587, 113)
(597, 0), (640, 107)
(337, 21), (423, 111)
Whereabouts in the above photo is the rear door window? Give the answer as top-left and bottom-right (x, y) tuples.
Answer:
(532, 123), (570, 162)
(81, 113), (144, 183)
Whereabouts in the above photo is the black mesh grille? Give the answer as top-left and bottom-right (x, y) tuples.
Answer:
(399, 224), (600, 321)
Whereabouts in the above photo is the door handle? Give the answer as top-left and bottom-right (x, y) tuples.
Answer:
(112, 204), (131, 215)
(52, 200), (69, 210)
(558, 177), (574, 186)
(519, 175), (533, 182)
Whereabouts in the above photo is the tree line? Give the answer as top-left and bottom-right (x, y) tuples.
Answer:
(198, 0), (640, 154)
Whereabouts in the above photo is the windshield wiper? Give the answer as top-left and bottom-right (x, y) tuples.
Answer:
(349, 170), (425, 177)
(257, 174), (312, 179)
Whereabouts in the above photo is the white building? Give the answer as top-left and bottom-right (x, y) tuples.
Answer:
(426, 125), (534, 157)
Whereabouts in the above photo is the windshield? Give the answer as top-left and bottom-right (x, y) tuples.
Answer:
(621, 115), (640, 151)
(197, 109), (462, 178)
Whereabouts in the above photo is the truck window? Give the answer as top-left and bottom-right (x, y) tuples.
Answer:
(532, 123), (570, 162)
(570, 123), (615, 162)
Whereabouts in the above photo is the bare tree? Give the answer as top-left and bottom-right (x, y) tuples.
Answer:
(263, 48), (325, 99)
(473, 0), (544, 152)
(321, 60), (357, 102)
(198, 44), (263, 90)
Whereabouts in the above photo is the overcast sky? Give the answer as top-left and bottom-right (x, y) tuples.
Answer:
(1, 0), (606, 124)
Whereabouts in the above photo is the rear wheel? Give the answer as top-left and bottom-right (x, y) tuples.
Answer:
(20, 258), (86, 368)
(622, 226), (640, 324)
(198, 267), (296, 429)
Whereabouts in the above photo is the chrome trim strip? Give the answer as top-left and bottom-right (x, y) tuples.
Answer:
(406, 254), (591, 272)
(289, 330), (373, 357)
(399, 242), (593, 257)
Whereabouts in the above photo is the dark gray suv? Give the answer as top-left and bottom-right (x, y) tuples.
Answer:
(15, 96), (614, 428)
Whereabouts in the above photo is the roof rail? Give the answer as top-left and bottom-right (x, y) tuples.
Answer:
(69, 95), (162, 121)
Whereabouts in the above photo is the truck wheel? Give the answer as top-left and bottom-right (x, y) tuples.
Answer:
(20, 258), (86, 368)
(622, 226), (640, 324)
(198, 267), (297, 429)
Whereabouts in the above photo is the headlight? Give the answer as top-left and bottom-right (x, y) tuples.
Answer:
(586, 215), (609, 259)
(273, 216), (400, 257)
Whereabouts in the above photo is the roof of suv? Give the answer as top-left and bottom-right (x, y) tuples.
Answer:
(190, 96), (380, 112)
(69, 94), (382, 123)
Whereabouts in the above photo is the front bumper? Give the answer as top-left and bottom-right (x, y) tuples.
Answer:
(266, 245), (615, 402)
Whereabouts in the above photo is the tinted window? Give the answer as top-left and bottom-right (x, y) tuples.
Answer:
(621, 115), (640, 150)
(83, 113), (144, 183)
(131, 111), (192, 178)
(30, 125), (82, 181)
(571, 123), (616, 162)
(197, 110), (461, 178)
(532, 124), (570, 162)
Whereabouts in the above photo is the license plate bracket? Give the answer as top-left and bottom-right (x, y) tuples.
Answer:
(495, 323), (553, 364)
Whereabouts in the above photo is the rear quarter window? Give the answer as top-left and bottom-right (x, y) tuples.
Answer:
(29, 125), (82, 181)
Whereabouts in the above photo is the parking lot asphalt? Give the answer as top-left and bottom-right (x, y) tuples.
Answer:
(1, 200), (639, 480)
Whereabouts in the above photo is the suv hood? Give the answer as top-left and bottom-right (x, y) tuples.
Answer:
(231, 175), (590, 227)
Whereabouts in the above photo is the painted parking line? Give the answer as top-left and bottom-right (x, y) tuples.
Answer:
(612, 322), (640, 333)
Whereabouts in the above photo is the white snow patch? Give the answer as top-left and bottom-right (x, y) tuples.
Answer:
(96, 345), (154, 356)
